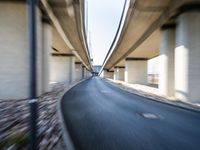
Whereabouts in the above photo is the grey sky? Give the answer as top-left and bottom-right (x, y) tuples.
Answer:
(87, 0), (125, 65)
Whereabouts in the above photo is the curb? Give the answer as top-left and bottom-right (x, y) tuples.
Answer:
(57, 78), (91, 150)
(103, 78), (200, 113)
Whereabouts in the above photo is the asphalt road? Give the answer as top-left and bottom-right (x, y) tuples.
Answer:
(61, 77), (200, 150)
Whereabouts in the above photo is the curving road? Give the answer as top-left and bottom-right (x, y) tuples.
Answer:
(61, 77), (200, 150)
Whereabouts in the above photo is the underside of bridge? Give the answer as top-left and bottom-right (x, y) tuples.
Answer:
(0, 0), (92, 99)
(101, 0), (200, 103)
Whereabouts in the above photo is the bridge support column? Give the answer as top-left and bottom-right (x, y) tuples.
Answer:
(114, 67), (125, 81)
(75, 62), (83, 82)
(125, 58), (147, 84)
(0, 2), (43, 99)
(102, 70), (114, 79)
(159, 24), (175, 97)
(83, 66), (87, 79)
(41, 21), (52, 93)
(175, 9), (200, 103)
(69, 56), (76, 84)
(82, 66), (85, 79)
(85, 70), (90, 78)
(50, 54), (75, 85)
(87, 71), (90, 78)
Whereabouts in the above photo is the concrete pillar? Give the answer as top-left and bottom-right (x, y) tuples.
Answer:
(125, 58), (147, 84)
(175, 10), (200, 103)
(102, 70), (114, 79)
(109, 71), (114, 79)
(75, 62), (82, 82)
(50, 54), (74, 84)
(41, 21), (52, 93)
(88, 71), (91, 78)
(159, 24), (175, 97)
(69, 56), (76, 84)
(114, 69), (117, 80)
(86, 70), (89, 78)
(0, 2), (42, 99)
(84, 69), (91, 79)
(114, 67), (125, 81)
(83, 67), (87, 79)
(85, 69), (89, 79)
(82, 66), (85, 79)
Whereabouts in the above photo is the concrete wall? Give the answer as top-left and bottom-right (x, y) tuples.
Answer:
(147, 56), (159, 84)
(102, 70), (114, 79)
(0, 2), (91, 100)
(175, 11), (200, 103)
(41, 23), (52, 93)
(50, 55), (77, 85)
(87, 71), (91, 78)
(125, 60), (147, 84)
(75, 63), (83, 82)
(50, 56), (71, 84)
(83, 67), (87, 79)
(69, 56), (76, 84)
(114, 68), (125, 81)
(81, 66), (85, 79)
(0, 2), (43, 99)
(83, 69), (91, 79)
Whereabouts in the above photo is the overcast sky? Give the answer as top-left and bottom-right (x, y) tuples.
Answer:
(87, 0), (125, 65)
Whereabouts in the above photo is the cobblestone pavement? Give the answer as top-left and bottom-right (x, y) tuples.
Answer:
(105, 79), (200, 112)
(0, 83), (67, 150)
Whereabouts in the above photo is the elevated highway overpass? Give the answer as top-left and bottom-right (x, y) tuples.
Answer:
(100, 0), (200, 103)
(0, 0), (92, 99)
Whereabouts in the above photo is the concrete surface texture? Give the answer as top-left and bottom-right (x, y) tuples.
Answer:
(159, 26), (175, 97)
(61, 77), (200, 150)
(114, 67), (125, 81)
(41, 23), (52, 93)
(102, 0), (170, 70)
(70, 56), (76, 84)
(125, 59), (147, 84)
(50, 56), (73, 84)
(0, 3), (43, 99)
(46, 0), (91, 69)
(102, 70), (114, 79)
(75, 63), (83, 82)
(175, 11), (200, 103)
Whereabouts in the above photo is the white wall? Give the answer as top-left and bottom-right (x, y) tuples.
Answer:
(114, 68), (125, 81)
(70, 56), (76, 84)
(50, 56), (71, 84)
(148, 56), (160, 75)
(0, 3), (42, 99)
(50, 55), (77, 85)
(159, 27), (175, 97)
(102, 70), (114, 79)
(175, 12), (200, 103)
(125, 60), (147, 84)
(41, 23), (52, 93)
